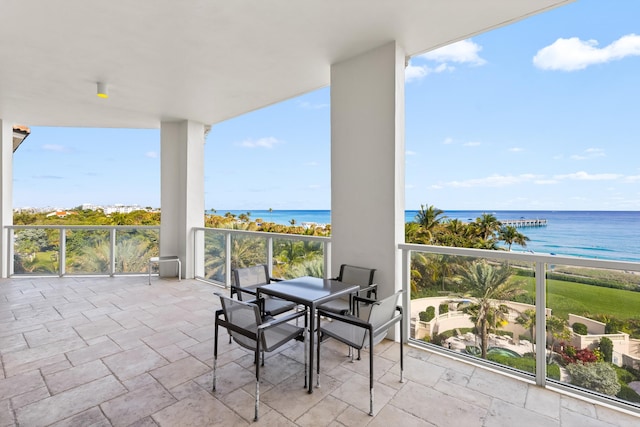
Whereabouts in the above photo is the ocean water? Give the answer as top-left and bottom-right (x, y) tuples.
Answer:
(211, 210), (640, 263)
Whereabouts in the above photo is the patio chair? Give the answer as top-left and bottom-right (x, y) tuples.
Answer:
(317, 264), (376, 315)
(213, 293), (307, 421)
(231, 264), (297, 316)
(316, 290), (403, 416)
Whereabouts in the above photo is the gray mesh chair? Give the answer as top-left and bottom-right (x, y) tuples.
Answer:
(317, 290), (403, 416)
(232, 264), (296, 316)
(317, 264), (376, 315)
(213, 293), (307, 421)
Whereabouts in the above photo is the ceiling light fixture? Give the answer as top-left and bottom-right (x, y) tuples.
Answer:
(97, 82), (108, 99)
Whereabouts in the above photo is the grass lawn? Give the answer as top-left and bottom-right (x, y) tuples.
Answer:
(521, 277), (640, 320)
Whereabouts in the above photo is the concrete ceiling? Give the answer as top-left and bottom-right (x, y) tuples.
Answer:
(1, 0), (572, 129)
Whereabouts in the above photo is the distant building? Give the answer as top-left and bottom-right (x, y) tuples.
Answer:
(12, 125), (30, 152)
(46, 211), (77, 218)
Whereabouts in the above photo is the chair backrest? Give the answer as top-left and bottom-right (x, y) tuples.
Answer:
(218, 294), (262, 350)
(337, 264), (375, 290)
(232, 264), (270, 301)
(362, 291), (401, 347)
(233, 264), (270, 287)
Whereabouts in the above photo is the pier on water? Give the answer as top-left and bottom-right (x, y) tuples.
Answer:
(501, 218), (547, 228)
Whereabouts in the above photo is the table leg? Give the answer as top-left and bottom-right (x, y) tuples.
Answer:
(308, 302), (315, 393)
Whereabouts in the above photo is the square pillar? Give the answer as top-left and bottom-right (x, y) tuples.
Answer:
(330, 41), (405, 298)
(0, 120), (12, 278)
(160, 120), (205, 279)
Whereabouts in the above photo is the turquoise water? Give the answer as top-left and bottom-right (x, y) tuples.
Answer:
(210, 210), (640, 263)
(465, 346), (521, 358)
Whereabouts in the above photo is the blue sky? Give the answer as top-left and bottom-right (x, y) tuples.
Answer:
(13, 0), (640, 211)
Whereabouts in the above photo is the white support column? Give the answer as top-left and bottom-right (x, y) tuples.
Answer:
(330, 41), (406, 298)
(160, 120), (205, 279)
(0, 120), (13, 278)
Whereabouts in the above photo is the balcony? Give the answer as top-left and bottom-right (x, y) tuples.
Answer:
(2, 226), (640, 423)
(2, 275), (638, 426)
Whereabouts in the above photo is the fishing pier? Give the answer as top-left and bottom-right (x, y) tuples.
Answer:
(501, 218), (547, 228)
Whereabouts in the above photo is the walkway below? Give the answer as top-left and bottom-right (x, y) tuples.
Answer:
(0, 276), (637, 426)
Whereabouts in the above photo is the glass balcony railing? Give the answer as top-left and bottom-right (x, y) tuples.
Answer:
(193, 227), (331, 286)
(8, 225), (159, 276)
(399, 243), (640, 412)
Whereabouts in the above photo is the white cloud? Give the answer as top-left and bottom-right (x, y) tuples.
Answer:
(405, 62), (453, 82)
(534, 179), (558, 185)
(419, 39), (487, 66)
(237, 137), (283, 149)
(509, 147), (524, 152)
(570, 148), (605, 160)
(406, 39), (486, 82)
(308, 184), (321, 189)
(463, 141), (481, 147)
(554, 171), (622, 181)
(42, 144), (68, 152)
(298, 101), (328, 109)
(406, 150), (417, 156)
(443, 137), (454, 145)
(305, 161), (319, 166)
(623, 175), (640, 183)
(441, 174), (538, 188)
(533, 34), (640, 71)
(145, 151), (158, 158)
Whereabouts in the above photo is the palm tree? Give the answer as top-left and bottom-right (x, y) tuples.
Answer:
(515, 308), (536, 353)
(498, 225), (530, 251)
(455, 260), (524, 358)
(405, 222), (430, 244)
(546, 315), (570, 363)
(474, 213), (502, 241)
(426, 254), (455, 292)
(414, 204), (446, 232)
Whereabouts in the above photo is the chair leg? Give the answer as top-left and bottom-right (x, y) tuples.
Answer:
(369, 387), (374, 416)
(254, 378), (260, 421)
(212, 356), (217, 391)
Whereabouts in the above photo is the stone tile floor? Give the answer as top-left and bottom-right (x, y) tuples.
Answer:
(1, 276), (638, 426)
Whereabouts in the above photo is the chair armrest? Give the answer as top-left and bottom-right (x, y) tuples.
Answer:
(353, 295), (377, 305)
(316, 308), (370, 329)
(259, 308), (307, 329)
(231, 284), (259, 296)
(357, 283), (377, 297)
(270, 277), (283, 282)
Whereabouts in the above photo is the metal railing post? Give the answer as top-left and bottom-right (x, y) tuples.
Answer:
(267, 236), (273, 276)
(110, 228), (117, 276)
(535, 260), (547, 387)
(401, 248), (411, 343)
(7, 228), (14, 276)
(224, 232), (232, 288)
(324, 241), (331, 279)
(59, 228), (66, 277)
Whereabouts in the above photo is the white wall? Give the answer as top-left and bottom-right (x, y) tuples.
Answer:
(0, 120), (12, 277)
(160, 120), (205, 278)
(330, 41), (405, 298)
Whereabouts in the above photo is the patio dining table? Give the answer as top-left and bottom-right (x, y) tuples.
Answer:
(256, 276), (359, 393)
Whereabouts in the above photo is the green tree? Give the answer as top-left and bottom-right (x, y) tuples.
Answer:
(515, 308), (536, 353)
(473, 213), (502, 241)
(498, 225), (530, 251)
(456, 260), (524, 358)
(414, 204), (446, 243)
(566, 362), (621, 396)
(599, 337), (614, 363)
(546, 315), (571, 363)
